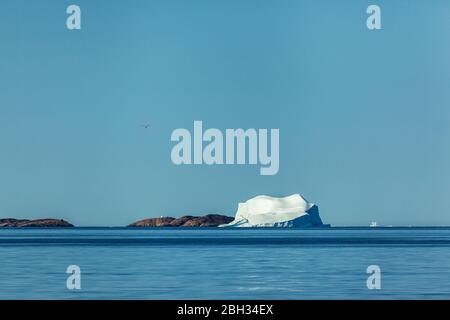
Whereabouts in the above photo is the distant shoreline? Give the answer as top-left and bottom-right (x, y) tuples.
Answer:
(1, 226), (449, 229)
(1, 217), (449, 229)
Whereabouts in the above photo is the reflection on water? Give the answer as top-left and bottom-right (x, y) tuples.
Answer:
(0, 228), (449, 299)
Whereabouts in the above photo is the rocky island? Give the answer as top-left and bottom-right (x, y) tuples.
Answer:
(128, 214), (234, 227)
(0, 218), (74, 228)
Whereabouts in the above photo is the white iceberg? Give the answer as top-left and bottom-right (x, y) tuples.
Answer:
(219, 194), (326, 228)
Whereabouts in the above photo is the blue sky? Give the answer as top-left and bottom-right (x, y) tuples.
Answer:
(1, 0), (449, 226)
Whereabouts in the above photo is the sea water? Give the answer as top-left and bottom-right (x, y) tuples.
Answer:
(0, 228), (449, 299)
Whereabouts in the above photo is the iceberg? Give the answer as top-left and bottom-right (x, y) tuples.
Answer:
(219, 194), (327, 228)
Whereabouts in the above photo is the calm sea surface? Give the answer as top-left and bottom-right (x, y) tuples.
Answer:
(0, 228), (449, 299)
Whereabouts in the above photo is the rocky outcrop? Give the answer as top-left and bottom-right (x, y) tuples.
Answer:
(0, 218), (74, 228)
(128, 214), (234, 227)
(180, 215), (234, 227)
(128, 217), (175, 227)
(168, 216), (194, 227)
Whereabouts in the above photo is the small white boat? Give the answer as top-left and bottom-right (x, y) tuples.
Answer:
(369, 221), (378, 227)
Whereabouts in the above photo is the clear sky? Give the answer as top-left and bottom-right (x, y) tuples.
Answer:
(1, 0), (449, 226)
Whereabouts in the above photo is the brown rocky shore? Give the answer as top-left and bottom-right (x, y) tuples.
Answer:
(0, 218), (74, 228)
(128, 214), (234, 227)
